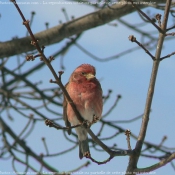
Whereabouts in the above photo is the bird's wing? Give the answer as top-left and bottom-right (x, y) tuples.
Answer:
(63, 83), (71, 135)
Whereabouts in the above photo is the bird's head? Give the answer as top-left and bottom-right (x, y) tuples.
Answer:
(70, 64), (96, 82)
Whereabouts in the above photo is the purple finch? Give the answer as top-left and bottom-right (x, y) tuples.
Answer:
(63, 64), (103, 159)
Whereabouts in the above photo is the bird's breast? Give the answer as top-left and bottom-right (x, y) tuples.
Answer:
(66, 80), (102, 124)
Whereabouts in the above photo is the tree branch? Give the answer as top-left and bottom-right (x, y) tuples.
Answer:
(0, 0), (166, 58)
(0, 117), (59, 172)
(126, 0), (171, 174)
(134, 153), (175, 173)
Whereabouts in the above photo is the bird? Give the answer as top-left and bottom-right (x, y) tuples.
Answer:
(63, 64), (103, 159)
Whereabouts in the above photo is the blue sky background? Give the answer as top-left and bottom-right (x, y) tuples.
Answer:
(1, 0), (175, 174)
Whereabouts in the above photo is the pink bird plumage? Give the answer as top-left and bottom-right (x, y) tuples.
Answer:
(63, 64), (103, 159)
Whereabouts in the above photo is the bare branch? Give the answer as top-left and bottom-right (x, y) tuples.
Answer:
(128, 0), (162, 32)
(0, 117), (59, 172)
(126, 1), (172, 174)
(134, 153), (175, 173)
(128, 35), (155, 60)
(160, 51), (175, 60)
(0, 0), (166, 58)
(125, 130), (132, 150)
(86, 154), (114, 165)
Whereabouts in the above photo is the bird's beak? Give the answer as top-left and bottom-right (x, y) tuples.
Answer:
(85, 73), (95, 80)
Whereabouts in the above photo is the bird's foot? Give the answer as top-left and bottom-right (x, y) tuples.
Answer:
(92, 115), (100, 123)
(83, 115), (100, 128)
(83, 120), (92, 127)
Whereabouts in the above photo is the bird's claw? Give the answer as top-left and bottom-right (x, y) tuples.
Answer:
(92, 115), (100, 123)
(83, 120), (91, 127)
(82, 115), (100, 128)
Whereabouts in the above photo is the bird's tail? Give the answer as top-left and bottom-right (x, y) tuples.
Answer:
(79, 139), (90, 159)
(75, 127), (90, 159)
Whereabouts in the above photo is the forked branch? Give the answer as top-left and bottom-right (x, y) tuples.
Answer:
(10, 0), (132, 163)
(126, 0), (173, 174)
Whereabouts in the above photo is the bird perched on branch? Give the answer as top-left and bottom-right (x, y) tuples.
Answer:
(63, 64), (103, 159)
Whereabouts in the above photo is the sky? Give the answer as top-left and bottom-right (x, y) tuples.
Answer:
(1, 0), (175, 175)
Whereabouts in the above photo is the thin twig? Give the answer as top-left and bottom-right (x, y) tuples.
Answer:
(42, 137), (49, 155)
(110, 113), (144, 123)
(70, 161), (90, 173)
(125, 130), (132, 150)
(102, 95), (121, 118)
(45, 119), (84, 131)
(128, 0), (163, 33)
(128, 35), (155, 60)
(165, 32), (175, 36)
(86, 154), (114, 165)
(155, 14), (162, 27)
(0, 117), (59, 172)
(134, 153), (175, 173)
(160, 51), (175, 61)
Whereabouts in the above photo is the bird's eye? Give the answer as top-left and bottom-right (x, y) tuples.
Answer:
(81, 72), (85, 75)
